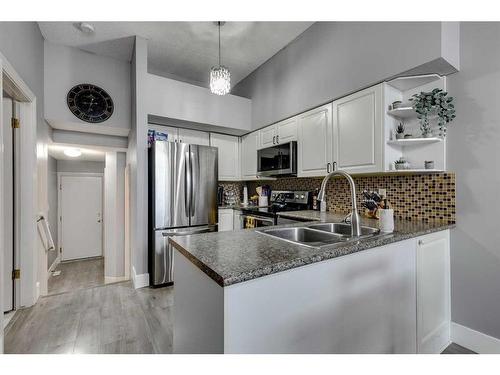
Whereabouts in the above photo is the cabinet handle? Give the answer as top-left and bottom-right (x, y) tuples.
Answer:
(276, 135), (279, 144)
(418, 240), (424, 246)
(327, 163), (331, 173)
(273, 136), (276, 144)
(332, 161), (337, 171)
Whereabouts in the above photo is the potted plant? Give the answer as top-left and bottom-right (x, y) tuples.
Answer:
(394, 157), (410, 170)
(410, 88), (456, 138)
(395, 122), (405, 139)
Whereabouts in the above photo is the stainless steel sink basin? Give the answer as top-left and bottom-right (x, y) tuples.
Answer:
(258, 227), (347, 248)
(308, 222), (380, 238)
(258, 223), (381, 248)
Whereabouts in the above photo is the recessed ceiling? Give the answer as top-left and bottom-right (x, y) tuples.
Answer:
(48, 144), (106, 162)
(38, 22), (314, 87)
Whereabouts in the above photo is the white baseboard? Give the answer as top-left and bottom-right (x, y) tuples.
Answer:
(132, 266), (149, 289)
(451, 322), (500, 353)
(104, 276), (129, 284)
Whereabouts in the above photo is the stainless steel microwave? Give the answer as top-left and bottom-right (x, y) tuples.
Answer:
(257, 141), (297, 177)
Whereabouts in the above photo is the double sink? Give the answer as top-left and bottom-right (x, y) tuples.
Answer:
(258, 222), (381, 248)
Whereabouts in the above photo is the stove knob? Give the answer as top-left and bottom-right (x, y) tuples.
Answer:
(300, 195), (305, 199)
(295, 195), (299, 199)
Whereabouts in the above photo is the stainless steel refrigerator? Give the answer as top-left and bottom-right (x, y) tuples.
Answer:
(149, 140), (218, 287)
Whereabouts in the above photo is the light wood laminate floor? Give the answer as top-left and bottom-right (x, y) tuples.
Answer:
(4, 281), (173, 354)
(48, 257), (105, 295)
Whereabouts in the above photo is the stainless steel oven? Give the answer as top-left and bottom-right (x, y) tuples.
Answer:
(257, 141), (297, 177)
(238, 213), (276, 229)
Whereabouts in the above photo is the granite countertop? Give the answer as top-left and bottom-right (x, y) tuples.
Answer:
(169, 210), (455, 287)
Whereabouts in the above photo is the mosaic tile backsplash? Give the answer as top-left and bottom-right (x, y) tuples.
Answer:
(245, 173), (456, 224)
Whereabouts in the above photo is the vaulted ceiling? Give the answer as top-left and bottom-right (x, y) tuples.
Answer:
(38, 22), (313, 87)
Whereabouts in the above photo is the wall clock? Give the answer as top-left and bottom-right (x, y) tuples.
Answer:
(67, 84), (114, 123)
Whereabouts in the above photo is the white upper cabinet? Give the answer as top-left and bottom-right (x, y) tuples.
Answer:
(259, 125), (276, 149)
(332, 84), (383, 174)
(416, 230), (450, 354)
(258, 117), (298, 149)
(297, 103), (333, 177)
(210, 133), (240, 181)
(240, 132), (258, 179)
(178, 128), (210, 146)
(276, 117), (298, 144)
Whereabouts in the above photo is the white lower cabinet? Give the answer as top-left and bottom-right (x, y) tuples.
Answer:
(416, 230), (451, 353)
(218, 209), (234, 232)
(297, 103), (333, 177)
(210, 133), (240, 181)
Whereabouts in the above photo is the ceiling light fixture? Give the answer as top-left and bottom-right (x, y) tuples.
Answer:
(64, 148), (82, 158)
(210, 21), (231, 96)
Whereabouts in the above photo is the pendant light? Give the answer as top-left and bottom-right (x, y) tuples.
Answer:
(210, 21), (231, 96)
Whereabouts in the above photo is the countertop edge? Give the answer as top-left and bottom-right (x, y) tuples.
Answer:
(170, 222), (455, 288)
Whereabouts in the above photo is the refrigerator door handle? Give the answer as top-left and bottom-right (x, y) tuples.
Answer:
(185, 148), (191, 223)
(189, 149), (196, 217)
(162, 225), (217, 237)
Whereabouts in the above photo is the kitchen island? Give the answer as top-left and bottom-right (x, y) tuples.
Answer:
(169, 211), (453, 354)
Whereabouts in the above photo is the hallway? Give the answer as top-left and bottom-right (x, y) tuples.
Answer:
(4, 281), (173, 354)
(48, 257), (105, 295)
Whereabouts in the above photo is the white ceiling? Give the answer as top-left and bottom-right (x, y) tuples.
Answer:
(48, 144), (106, 162)
(38, 22), (314, 87)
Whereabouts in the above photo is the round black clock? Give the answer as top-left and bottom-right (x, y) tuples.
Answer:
(67, 84), (114, 123)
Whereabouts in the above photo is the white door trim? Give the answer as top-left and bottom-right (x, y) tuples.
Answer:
(57, 172), (104, 262)
(1, 52), (38, 353)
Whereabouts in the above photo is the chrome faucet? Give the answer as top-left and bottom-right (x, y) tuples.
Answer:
(317, 166), (361, 237)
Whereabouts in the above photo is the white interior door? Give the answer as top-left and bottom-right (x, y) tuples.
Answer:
(61, 175), (103, 261)
(2, 97), (13, 312)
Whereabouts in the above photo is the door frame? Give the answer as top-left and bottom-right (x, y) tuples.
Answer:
(57, 172), (104, 262)
(1, 52), (39, 353)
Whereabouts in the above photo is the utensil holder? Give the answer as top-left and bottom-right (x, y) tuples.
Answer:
(258, 196), (269, 207)
(379, 209), (394, 233)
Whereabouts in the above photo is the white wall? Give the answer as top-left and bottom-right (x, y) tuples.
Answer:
(44, 41), (131, 136)
(128, 37), (149, 286)
(234, 22), (460, 130)
(57, 160), (105, 173)
(47, 156), (58, 269)
(146, 73), (252, 133)
(447, 22), (500, 341)
(104, 152), (126, 280)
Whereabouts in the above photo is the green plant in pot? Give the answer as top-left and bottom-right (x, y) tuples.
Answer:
(410, 88), (456, 138)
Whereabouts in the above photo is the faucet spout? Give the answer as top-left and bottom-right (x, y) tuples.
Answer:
(317, 169), (361, 237)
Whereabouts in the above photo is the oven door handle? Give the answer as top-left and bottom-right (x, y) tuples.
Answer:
(242, 215), (275, 224)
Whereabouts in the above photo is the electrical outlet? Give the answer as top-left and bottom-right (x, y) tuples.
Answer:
(378, 188), (387, 198)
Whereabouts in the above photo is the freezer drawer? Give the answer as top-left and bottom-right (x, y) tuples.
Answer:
(150, 226), (216, 287)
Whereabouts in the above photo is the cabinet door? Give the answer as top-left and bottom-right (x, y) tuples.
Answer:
(178, 128), (209, 146)
(210, 133), (240, 181)
(149, 125), (178, 142)
(259, 125), (276, 149)
(297, 103), (333, 177)
(332, 84), (383, 173)
(416, 230), (450, 354)
(218, 209), (234, 232)
(241, 132), (258, 179)
(276, 117), (297, 144)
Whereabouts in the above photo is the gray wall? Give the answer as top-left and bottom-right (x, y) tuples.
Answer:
(57, 160), (105, 174)
(447, 22), (500, 340)
(234, 22), (458, 130)
(47, 156), (58, 268)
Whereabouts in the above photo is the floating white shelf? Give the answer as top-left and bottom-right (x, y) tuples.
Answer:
(387, 107), (417, 119)
(387, 137), (442, 146)
(386, 169), (444, 174)
(386, 74), (442, 92)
